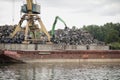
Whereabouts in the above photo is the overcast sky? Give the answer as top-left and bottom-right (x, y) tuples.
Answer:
(0, 0), (120, 30)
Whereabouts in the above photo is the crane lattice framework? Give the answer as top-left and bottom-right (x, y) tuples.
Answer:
(11, 0), (51, 43)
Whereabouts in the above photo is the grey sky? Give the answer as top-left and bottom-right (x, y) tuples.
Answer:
(0, 0), (120, 30)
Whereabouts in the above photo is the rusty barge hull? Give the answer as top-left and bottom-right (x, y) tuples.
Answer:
(1, 50), (120, 63)
(0, 44), (120, 63)
(0, 50), (23, 63)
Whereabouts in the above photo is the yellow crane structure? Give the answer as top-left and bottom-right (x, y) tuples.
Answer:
(11, 0), (51, 43)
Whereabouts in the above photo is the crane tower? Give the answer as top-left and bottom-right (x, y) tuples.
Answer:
(11, 0), (51, 43)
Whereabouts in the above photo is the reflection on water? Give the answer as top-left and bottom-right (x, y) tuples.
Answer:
(0, 62), (120, 80)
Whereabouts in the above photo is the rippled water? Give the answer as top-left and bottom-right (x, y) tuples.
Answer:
(0, 62), (120, 80)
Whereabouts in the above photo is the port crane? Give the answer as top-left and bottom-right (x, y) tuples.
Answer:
(11, 0), (51, 43)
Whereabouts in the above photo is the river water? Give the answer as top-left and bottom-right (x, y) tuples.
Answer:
(0, 62), (120, 80)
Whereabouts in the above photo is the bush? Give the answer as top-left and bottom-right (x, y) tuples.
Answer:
(110, 42), (120, 50)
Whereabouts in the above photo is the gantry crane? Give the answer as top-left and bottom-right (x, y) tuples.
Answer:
(11, 0), (51, 43)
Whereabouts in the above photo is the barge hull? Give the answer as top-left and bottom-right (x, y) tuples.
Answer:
(1, 50), (120, 63)
(0, 44), (120, 63)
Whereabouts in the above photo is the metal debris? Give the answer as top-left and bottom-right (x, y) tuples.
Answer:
(0, 25), (24, 43)
(51, 27), (104, 45)
(0, 25), (104, 45)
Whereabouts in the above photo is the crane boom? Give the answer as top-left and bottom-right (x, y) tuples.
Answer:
(51, 16), (67, 37)
(26, 0), (33, 12)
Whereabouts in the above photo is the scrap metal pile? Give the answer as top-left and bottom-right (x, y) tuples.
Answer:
(51, 27), (103, 45)
(0, 25), (24, 43)
(0, 25), (104, 45)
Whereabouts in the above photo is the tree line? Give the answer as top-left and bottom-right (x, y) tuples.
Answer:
(82, 22), (120, 49)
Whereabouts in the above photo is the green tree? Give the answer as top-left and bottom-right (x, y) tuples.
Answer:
(105, 29), (119, 43)
(82, 22), (120, 44)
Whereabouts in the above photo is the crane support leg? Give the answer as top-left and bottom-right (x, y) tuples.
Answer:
(11, 15), (26, 38)
(36, 16), (51, 42)
(11, 13), (51, 43)
(11, 25), (21, 38)
(24, 22), (29, 41)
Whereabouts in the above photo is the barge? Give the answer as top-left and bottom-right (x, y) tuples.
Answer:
(0, 44), (120, 63)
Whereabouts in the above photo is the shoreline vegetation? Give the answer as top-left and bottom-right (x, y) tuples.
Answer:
(82, 22), (120, 50)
